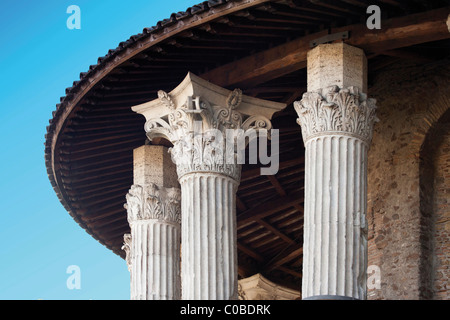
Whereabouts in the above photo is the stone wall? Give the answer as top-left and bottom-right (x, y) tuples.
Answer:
(432, 129), (450, 299)
(420, 109), (450, 300)
(366, 59), (450, 300)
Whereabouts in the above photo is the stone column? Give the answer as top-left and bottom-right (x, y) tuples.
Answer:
(132, 72), (285, 300)
(122, 145), (181, 300)
(294, 43), (378, 300)
(179, 172), (239, 299)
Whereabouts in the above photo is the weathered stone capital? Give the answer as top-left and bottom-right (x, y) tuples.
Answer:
(145, 91), (266, 180)
(294, 86), (379, 144)
(124, 183), (181, 225)
(132, 73), (285, 180)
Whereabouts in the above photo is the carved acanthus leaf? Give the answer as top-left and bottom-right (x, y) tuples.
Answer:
(294, 86), (378, 143)
(125, 184), (181, 224)
(124, 185), (144, 223)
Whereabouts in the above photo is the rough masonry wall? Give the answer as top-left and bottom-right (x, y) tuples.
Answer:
(431, 125), (450, 299)
(366, 59), (450, 300)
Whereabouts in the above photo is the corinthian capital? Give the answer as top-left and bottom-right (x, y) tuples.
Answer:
(131, 73), (285, 180)
(124, 183), (181, 224)
(294, 86), (378, 144)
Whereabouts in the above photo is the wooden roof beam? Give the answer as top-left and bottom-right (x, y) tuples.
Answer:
(65, 176), (130, 194)
(263, 246), (303, 272)
(380, 48), (436, 63)
(259, 2), (338, 22)
(304, 0), (363, 17)
(267, 175), (286, 196)
(241, 157), (304, 181)
(238, 263), (259, 279)
(256, 218), (296, 245)
(82, 206), (126, 223)
(285, 0), (354, 18)
(237, 242), (265, 263)
(237, 193), (303, 226)
(278, 266), (302, 279)
(201, 7), (450, 88)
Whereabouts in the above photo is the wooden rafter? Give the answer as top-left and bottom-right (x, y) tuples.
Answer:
(264, 246), (303, 272)
(237, 243), (265, 263)
(237, 193), (303, 226)
(201, 7), (450, 88)
(256, 218), (296, 245)
(241, 157), (304, 181)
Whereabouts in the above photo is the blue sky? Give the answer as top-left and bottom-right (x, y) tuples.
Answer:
(0, 0), (196, 300)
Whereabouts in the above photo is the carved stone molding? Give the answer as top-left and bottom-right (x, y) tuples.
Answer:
(124, 183), (181, 224)
(238, 283), (247, 300)
(294, 86), (378, 144)
(238, 273), (301, 300)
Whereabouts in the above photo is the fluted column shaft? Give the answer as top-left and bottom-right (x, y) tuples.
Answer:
(302, 135), (368, 299)
(180, 173), (239, 300)
(129, 218), (181, 300)
(125, 184), (182, 300)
